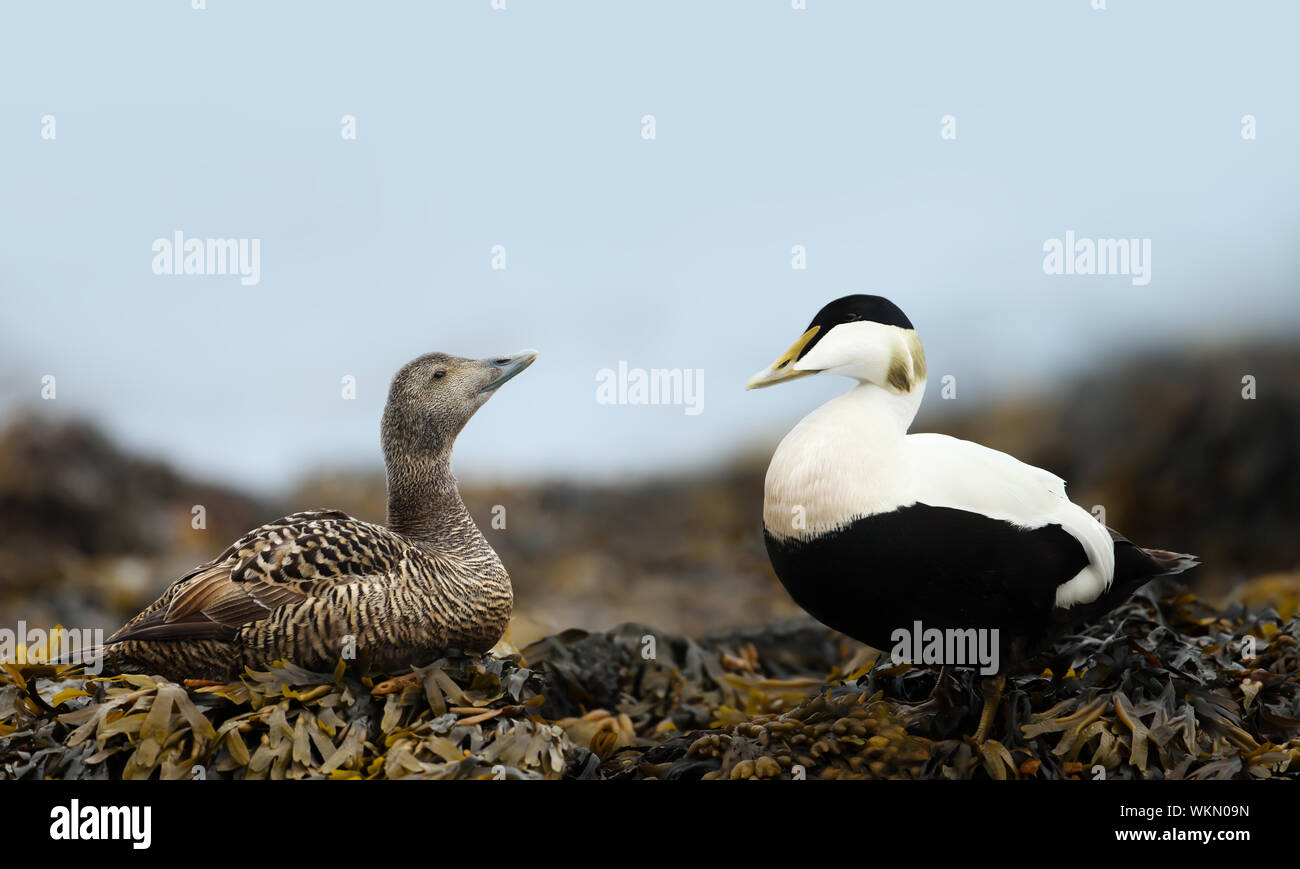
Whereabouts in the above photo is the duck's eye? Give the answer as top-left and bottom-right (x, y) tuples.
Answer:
(433, 370), (446, 379)
(494, 358), (510, 365)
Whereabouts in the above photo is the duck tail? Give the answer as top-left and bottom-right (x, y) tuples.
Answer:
(1107, 527), (1200, 579)
(1137, 546), (1200, 577)
(1047, 531), (1201, 646)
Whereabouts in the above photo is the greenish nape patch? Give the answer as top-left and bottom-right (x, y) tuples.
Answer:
(885, 331), (927, 393)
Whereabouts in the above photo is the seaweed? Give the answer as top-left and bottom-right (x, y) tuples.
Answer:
(3, 585), (1298, 780)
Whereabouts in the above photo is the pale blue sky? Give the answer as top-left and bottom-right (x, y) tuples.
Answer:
(2, 1), (1297, 492)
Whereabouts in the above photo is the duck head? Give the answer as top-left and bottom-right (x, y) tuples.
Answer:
(746, 295), (925, 395)
(382, 350), (538, 457)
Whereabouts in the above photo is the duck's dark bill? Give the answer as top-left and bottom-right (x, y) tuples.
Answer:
(479, 350), (538, 393)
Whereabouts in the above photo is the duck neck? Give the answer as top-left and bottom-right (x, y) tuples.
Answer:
(879, 378), (926, 432)
(763, 379), (927, 539)
(825, 378), (926, 438)
(384, 446), (472, 541)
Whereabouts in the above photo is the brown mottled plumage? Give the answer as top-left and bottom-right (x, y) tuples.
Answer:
(105, 350), (537, 681)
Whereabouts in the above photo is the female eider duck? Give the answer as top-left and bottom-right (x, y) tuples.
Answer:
(747, 295), (1196, 737)
(103, 350), (537, 682)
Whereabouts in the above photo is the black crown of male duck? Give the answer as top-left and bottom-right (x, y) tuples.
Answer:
(747, 295), (1196, 670)
(103, 350), (538, 682)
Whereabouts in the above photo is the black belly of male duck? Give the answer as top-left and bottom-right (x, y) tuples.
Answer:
(764, 504), (1163, 671)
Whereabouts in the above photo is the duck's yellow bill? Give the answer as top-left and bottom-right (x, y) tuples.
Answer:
(746, 326), (821, 390)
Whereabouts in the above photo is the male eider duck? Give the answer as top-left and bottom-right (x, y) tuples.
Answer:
(747, 295), (1196, 738)
(103, 350), (538, 682)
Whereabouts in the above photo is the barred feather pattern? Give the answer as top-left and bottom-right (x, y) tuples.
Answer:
(107, 508), (512, 681)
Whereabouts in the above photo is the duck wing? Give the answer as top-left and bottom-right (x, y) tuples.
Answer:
(107, 510), (404, 644)
(901, 433), (1116, 608)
